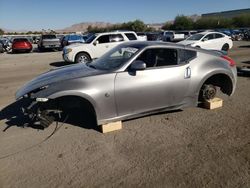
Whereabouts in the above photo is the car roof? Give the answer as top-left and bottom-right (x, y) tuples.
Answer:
(119, 41), (221, 57)
(96, 31), (136, 35)
(198, 31), (225, 35)
(119, 41), (186, 49)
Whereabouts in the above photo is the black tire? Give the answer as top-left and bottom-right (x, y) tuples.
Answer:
(195, 46), (201, 48)
(75, 52), (91, 63)
(221, 43), (229, 51)
(199, 84), (217, 102)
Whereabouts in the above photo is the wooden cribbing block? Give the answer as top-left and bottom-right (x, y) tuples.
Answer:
(101, 121), (122, 133)
(203, 97), (223, 109)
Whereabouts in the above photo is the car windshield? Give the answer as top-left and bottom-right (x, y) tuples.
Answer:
(87, 45), (140, 70)
(85, 34), (97, 43)
(186, 34), (204, 40)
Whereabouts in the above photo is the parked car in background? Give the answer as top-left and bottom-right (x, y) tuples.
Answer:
(0, 38), (12, 52)
(63, 31), (138, 63)
(0, 40), (4, 53)
(162, 31), (185, 42)
(178, 31), (233, 51)
(12, 38), (33, 53)
(61, 34), (86, 48)
(136, 32), (147, 41)
(146, 32), (162, 41)
(38, 34), (61, 51)
(16, 41), (237, 128)
(176, 31), (197, 39)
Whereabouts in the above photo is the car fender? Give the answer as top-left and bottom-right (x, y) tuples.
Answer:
(47, 90), (100, 120)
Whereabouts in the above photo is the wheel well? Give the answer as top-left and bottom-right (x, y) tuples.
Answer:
(55, 96), (96, 118)
(74, 51), (91, 62)
(201, 74), (233, 96)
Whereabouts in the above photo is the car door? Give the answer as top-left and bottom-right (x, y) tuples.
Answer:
(201, 33), (215, 49)
(114, 48), (191, 116)
(92, 34), (124, 59)
(214, 33), (225, 50)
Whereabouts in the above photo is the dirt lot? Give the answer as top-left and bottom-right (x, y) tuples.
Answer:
(0, 41), (250, 188)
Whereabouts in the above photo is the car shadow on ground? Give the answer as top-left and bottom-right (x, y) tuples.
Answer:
(237, 66), (250, 78)
(0, 99), (99, 132)
(239, 45), (250, 48)
(50, 61), (73, 67)
(241, 61), (250, 65)
(32, 48), (62, 53)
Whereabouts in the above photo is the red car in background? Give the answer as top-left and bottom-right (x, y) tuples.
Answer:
(12, 38), (33, 53)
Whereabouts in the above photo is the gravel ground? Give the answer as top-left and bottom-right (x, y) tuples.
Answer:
(0, 41), (250, 188)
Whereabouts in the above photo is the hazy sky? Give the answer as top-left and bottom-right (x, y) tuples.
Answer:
(0, 0), (249, 30)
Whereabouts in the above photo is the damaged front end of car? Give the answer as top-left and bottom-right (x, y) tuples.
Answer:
(16, 85), (62, 129)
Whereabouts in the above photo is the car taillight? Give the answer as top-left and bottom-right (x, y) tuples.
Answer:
(221, 55), (236, 67)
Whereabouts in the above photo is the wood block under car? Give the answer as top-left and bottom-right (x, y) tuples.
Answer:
(203, 97), (223, 109)
(101, 121), (122, 133)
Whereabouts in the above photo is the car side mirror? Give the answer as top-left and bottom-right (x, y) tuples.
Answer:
(130, 60), (146, 71)
(202, 38), (208, 42)
(93, 40), (99, 45)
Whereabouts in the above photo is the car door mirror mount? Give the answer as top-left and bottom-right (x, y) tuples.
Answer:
(93, 40), (99, 45)
(130, 60), (146, 71)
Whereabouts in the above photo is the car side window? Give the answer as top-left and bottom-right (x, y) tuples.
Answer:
(178, 49), (197, 64)
(204, 34), (214, 40)
(96, 35), (110, 44)
(215, 33), (223, 39)
(136, 48), (178, 68)
(110, 34), (124, 42)
(125, 33), (137, 40)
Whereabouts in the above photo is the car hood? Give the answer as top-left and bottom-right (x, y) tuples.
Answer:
(16, 63), (104, 99)
(177, 40), (196, 45)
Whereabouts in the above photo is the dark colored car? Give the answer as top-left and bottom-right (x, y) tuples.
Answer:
(0, 40), (4, 53)
(12, 38), (33, 53)
(145, 32), (162, 41)
(61, 34), (86, 47)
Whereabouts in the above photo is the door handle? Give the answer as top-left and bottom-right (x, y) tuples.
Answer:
(184, 67), (191, 79)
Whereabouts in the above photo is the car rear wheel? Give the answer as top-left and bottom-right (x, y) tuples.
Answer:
(199, 84), (217, 102)
(75, 52), (91, 63)
(221, 43), (229, 51)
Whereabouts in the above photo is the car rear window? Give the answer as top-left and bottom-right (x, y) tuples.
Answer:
(13, 38), (28, 42)
(125, 33), (137, 40)
(42, 35), (56, 39)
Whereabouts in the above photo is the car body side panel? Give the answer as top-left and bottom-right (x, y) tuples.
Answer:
(114, 64), (191, 117)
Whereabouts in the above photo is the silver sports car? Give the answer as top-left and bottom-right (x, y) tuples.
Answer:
(16, 41), (237, 128)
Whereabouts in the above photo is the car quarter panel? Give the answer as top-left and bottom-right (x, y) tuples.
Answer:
(188, 52), (236, 99)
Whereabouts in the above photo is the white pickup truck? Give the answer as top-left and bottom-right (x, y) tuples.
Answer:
(162, 31), (185, 42)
